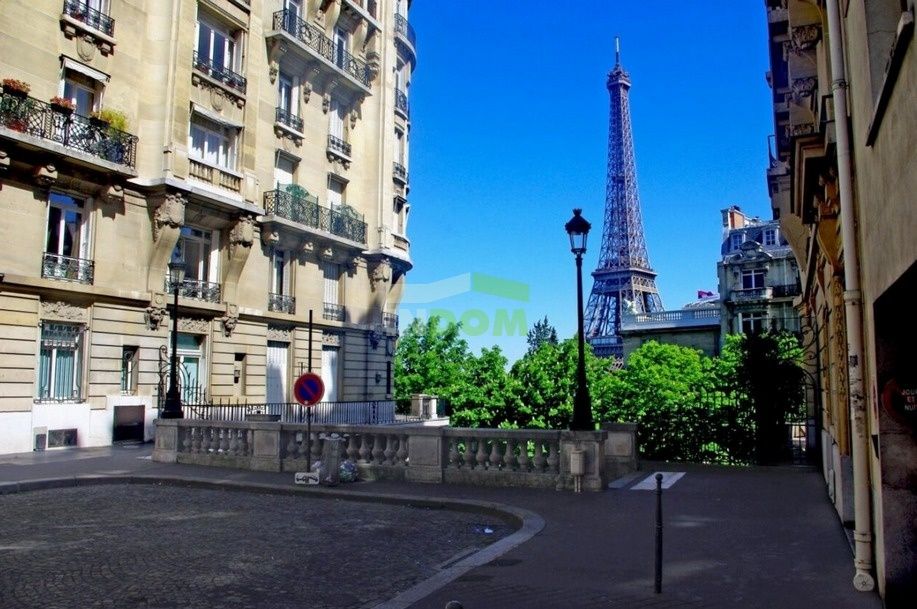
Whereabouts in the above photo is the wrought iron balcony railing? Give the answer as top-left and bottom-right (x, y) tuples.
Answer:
(327, 134), (352, 158)
(268, 293), (296, 314)
(275, 106), (303, 132)
(394, 88), (409, 117)
(772, 284), (801, 298)
(323, 302), (345, 321)
(394, 14), (416, 50)
(263, 189), (368, 244)
(272, 9), (371, 87)
(42, 252), (94, 284)
(1, 91), (138, 168)
(732, 287), (773, 302)
(382, 312), (399, 328)
(393, 162), (407, 183)
(165, 278), (222, 303)
(192, 51), (247, 93)
(62, 0), (115, 36)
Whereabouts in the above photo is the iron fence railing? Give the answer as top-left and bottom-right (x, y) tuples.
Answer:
(159, 399), (403, 425)
(165, 278), (222, 303)
(392, 161), (407, 183)
(393, 14), (416, 50)
(382, 312), (399, 328)
(62, 0), (115, 36)
(42, 252), (94, 284)
(263, 189), (367, 243)
(272, 9), (371, 87)
(0, 91), (138, 167)
(192, 51), (247, 93)
(327, 134), (352, 158)
(274, 106), (303, 132)
(323, 302), (345, 321)
(394, 88), (409, 116)
(268, 292), (296, 314)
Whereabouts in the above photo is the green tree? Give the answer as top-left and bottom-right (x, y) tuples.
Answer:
(393, 316), (472, 411)
(526, 316), (559, 354)
(449, 346), (521, 428)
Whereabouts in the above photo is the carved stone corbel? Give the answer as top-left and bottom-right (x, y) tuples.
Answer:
(791, 24), (821, 52)
(791, 76), (817, 104)
(322, 93), (331, 114)
(221, 304), (239, 337)
(369, 259), (391, 291)
(261, 226), (280, 247)
(98, 183), (124, 206)
(229, 214), (255, 255)
(349, 109), (359, 129)
(33, 163), (58, 188)
(319, 246), (335, 262)
(152, 191), (186, 241)
(301, 239), (316, 258)
(146, 291), (168, 331)
(302, 81), (313, 104)
(268, 39), (288, 85)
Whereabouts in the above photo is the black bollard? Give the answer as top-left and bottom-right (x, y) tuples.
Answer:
(655, 472), (663, 594)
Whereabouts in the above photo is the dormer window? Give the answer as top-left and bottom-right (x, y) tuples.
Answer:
(730, 233), (743, 251)
(764, 228), (776, 246)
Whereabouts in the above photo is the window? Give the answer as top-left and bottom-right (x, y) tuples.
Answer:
(46, 193), (89, 261)
(233, 353), (247, 397)
(323, 261), (340, 305)
(195, 15), (238, 74)
(283, 0), (303, 23)
(271, 248), (290, 296)
(189, 115), (237, 170)
(121, 346), (138, 394)
(740, 312), (767, 334)
(274, 155), (295, 189)
(321, 345), (339, 402)
(393, 199), (405, 234)
(278, 72), (295, 116)
(395, 129), (405, 165)
(37, 323), (84, 402)
(333, 26), (349, 68)
(764, 229), (776, 246)
(62, 72), (98, 116)
(742, 270), (766, 290)
(266, 342), (288, 403)
(173, 333), (205, 404)
(730, 233), (743, 251)
(327, 176), (345, 210)
(173, 226), (218, 285)
(329, 99), (345, 141)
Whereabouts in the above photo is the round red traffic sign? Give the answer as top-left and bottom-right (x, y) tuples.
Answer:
(293, 373), (325, 406)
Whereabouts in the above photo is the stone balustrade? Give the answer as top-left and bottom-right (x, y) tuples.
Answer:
(154, 419), (638, 492)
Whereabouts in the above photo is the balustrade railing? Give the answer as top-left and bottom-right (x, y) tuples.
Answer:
(443, 429), (560, 477)
(327, 134), (352, 158)
(1, 91), (138, 167)
(772, 283), (801, 297)
(272, 9), (371, 87)
(263, 189), (367, 243)
(323, 302), (345, 321)
(42, 252), (94, 284)
(165, 278), (222, 303)
(622, 307), (721, 328)
(268, 292), (296, 314)
(181, 423), (253, 458)
(192, 51), (247, 93)
(63, 0), (115, 36)
(275, 106), (304, 132)
(188, 158), (242, 193)
(732, 287), (773, 301)
(393, 14), (416, 50)
(393, 161), (407, 183)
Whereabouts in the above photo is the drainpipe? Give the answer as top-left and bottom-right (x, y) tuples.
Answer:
(825, 0), (875, 592)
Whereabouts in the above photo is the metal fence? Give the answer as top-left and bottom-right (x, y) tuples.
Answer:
(163, 400), (402, 425)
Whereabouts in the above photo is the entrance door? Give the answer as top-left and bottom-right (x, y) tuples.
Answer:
(266, 341), (288, 404)
(321, 345), (339, 402)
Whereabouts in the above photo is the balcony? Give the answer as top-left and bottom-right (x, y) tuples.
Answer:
(732, 287), (773, 302)
(621, 308), (721, 331)
(393, 14), (416, 63)
(327, 134), (352, 163)
(192, 52), (247, 94)
(394, 88), (409, 118)
(270, 10), (372, 93)
(62, 0), (114, 36)
(772, 284), (801, 298)
(188, 158), (242, 194)
(0, 91), (138, 169)
(392, 162), (407, 185)
(323, 302), (345, 322)
(42, 253), (94, 284)
(382, 312), (399, 329)
(263, 189), (368, 244)
(274, 106), (303, 133)
(165, 278), (222, 303)
(269, 293), (296, 315)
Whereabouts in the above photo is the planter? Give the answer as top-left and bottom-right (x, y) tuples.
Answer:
(6, 118), (28, 132)
(90, 117), (110, 130)
(3, 88), (28, 100)
(50, 103), (74, 116)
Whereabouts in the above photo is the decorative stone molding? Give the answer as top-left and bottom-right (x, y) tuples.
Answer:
(267, 325), (293, 342)
(33, 163), (58, 188)
(40, 300), (89, 323)
(791, 76), (817, 103)
(349, 109), (359, 129)
(369, 259), (391, 291)
(785, 122), (816, 139)
(302, 81), (313, 104)
(322, 93), (331, 114)
(146, 292), (168, 330)
(229, 214), (255, 255)
(191, 73), (245, 108)
(322, 331), (342, 347)
(318, 246), (336, 262)
(301, 239), (316, 256)
(98, 183), (124, 206)
(178, 317), (212, 334)
(366, 50), (381, 81)
(791, 24), (821, 52)
(261, 227), (280, 247)
(152, 191), (186, 241)
(267, 39), (288, 85)
(60, 13), (114, 56)
(221, 304), (239, 337)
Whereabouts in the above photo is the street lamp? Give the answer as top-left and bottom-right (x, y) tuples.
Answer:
(565, 208), (594, 431)
(161, 258), (186, 419)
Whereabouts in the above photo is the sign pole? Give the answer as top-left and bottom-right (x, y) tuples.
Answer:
(306, 407), (312, 473)
(308, 309), (313, 373)
(292, 370), (324, 485)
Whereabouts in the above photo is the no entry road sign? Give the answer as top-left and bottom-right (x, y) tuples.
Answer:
(293, 372), (325, 406)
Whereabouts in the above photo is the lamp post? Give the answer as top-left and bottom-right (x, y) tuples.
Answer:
(565, 208), (594, 431)
(161, 259), (186, 419)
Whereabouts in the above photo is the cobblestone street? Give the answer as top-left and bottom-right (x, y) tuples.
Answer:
(0, 484), (511, 609)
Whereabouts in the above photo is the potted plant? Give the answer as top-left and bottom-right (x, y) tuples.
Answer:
(49, 96), (75, 115)
(89, 110), (110, 129)
(2, 78), (30, 99)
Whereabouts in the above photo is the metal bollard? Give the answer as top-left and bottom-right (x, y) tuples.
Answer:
(655, 472), (663, 594)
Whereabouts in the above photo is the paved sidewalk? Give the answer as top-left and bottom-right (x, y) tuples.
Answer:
(0, 445), (883, 609)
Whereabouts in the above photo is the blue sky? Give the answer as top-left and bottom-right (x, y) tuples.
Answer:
(399, 1), (775, 363)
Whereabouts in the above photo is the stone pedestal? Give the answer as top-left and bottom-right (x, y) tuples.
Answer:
(601, 422), (638, 479)
(557, 430), (607, 492)
(152, 420), (179, 463)
(404, 432), (444, 483)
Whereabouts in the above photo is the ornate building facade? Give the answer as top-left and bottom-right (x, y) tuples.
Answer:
(0, 0), (416, 454)
(764, 0), (915, 604)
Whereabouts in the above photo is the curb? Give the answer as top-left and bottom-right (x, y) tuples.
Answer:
(0, 474), (545, 609)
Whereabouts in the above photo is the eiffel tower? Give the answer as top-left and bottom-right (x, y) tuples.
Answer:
(585, 40), (664, 359)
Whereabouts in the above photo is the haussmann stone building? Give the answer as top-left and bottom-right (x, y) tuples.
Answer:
(0, 0), (416, 454)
